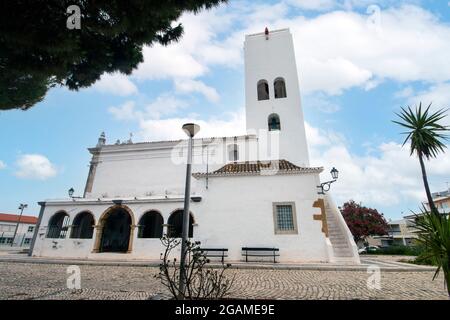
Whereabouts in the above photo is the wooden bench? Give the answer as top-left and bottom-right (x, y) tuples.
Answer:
(199, 248), (228, 263)
(242, 247), (280, 263)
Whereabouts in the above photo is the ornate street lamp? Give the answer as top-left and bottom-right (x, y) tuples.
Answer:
(317, 167), (339, 194)
(179, 123), (200, 299)
(68, 187), (82, 200)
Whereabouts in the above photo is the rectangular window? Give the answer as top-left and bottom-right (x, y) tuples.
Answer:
(6, 238), (13, 244)
(28, 226), (34, 232)
(24, 238), (31, 245)
(0, 238), (5, 244)
(0, 224), (14, 232)
(273, 202), (298, 234)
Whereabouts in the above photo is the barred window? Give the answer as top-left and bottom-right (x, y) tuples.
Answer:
(276, 205), (294, 230)
(273, 203), (298, 234)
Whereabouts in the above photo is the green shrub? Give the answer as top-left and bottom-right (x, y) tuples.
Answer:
(365, 245), (426, 256)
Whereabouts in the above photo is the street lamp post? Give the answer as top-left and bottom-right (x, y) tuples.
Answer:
(179, 123), (200, 299)
(11, 203), (28, 247)
(317, 167), (339, 194)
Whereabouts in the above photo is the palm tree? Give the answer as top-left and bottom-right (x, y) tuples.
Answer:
(414, 208), (450, 296)
(393, 103), (449, 213)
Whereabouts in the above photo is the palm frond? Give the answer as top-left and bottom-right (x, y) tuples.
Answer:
(393, 103), (449, 159)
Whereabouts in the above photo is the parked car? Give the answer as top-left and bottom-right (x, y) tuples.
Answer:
(358, 246), (380, 254)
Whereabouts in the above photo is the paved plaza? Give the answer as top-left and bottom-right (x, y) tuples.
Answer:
(0, 255), (448, 300)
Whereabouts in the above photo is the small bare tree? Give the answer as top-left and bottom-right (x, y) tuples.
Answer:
(156, 235), (235, 300)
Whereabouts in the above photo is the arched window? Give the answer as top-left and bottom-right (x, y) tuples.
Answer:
(47, 212), (70, 239)
(274, 77), (287, 99)
(268, 113), (281, 131)
(168, 210), (194, 238)
(227, 144), (239, 162)
(257, 80), (269, 100)
(98, 206), (133, 253)
(70, 211), (95, 239)
(138, 211), (163, 238)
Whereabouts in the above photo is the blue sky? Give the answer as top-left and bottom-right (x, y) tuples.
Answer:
(1, 0), (449, 220)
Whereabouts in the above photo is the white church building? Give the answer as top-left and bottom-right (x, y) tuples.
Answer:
(30, 28), (360, 264)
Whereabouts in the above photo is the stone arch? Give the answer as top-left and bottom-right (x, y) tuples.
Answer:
(167, 209), (195, 238)
(46, 211), (70, 239)
(137, 210), (164, 238)
(92, 205), (136, 253)
(70, 211), (95, 239)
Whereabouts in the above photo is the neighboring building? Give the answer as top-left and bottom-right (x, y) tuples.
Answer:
(371, 219), (418, 247)
(424, 189), (450, 214)
(366, 190), (450, 249)
(30, 28), (359, 264)
(0, 213), (38, 247)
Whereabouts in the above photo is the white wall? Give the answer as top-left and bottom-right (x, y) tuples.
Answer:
(33, 171), (330, 263)
(194, 173), (329, 262)
(86, 136), (260, 199)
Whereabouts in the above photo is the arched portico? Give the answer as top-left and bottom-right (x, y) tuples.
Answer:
(92, 205), (136, 253)
(167, 209), (195, 238)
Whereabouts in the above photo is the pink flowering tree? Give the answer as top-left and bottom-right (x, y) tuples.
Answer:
(341, 200), (389, 243)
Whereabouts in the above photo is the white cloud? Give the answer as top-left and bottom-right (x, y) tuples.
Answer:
(108, 101), (138, 121)
(138, 110), (246, 142)
(395, 86), (414, 99)
(133, 45), (206, 80)
(289, 6), (450, 94)
(287, 0), (336, 11)
(14, 154), (57, 180)
(408, 82), (450, 109)
(174, 79), (220, 103)
(306, 124), (450, 210)
(0, 160), (6, 169)
(129, 3), (450, 98)
(92, 72), (138, 96)
(144, 95), (189, 119)
(108, 95), (189, 122)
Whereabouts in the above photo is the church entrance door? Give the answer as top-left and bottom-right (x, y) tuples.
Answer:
(100, 208), (131, 253)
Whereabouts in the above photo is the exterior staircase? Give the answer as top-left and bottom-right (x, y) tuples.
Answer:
(323, 195), (360, 264)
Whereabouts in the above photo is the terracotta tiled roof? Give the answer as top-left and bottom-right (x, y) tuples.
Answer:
(193, 160), (323, 178)
(0, 213), (38, 224)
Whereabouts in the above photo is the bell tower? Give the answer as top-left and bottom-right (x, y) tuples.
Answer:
(244, 28), (310, 166)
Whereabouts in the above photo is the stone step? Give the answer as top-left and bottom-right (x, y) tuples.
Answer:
(329, 238), (347, 243)
(334, 250), (353, 257)
(328, 234), (344, 238)
(330, 240), (348, 245)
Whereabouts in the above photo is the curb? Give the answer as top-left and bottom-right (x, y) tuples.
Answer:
(0, 257), (436, 272)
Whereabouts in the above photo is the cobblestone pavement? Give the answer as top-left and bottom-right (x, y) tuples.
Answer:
(0, 262), (448, 300)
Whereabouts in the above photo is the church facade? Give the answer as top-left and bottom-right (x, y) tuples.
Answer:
(30, 29), (360, 264)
